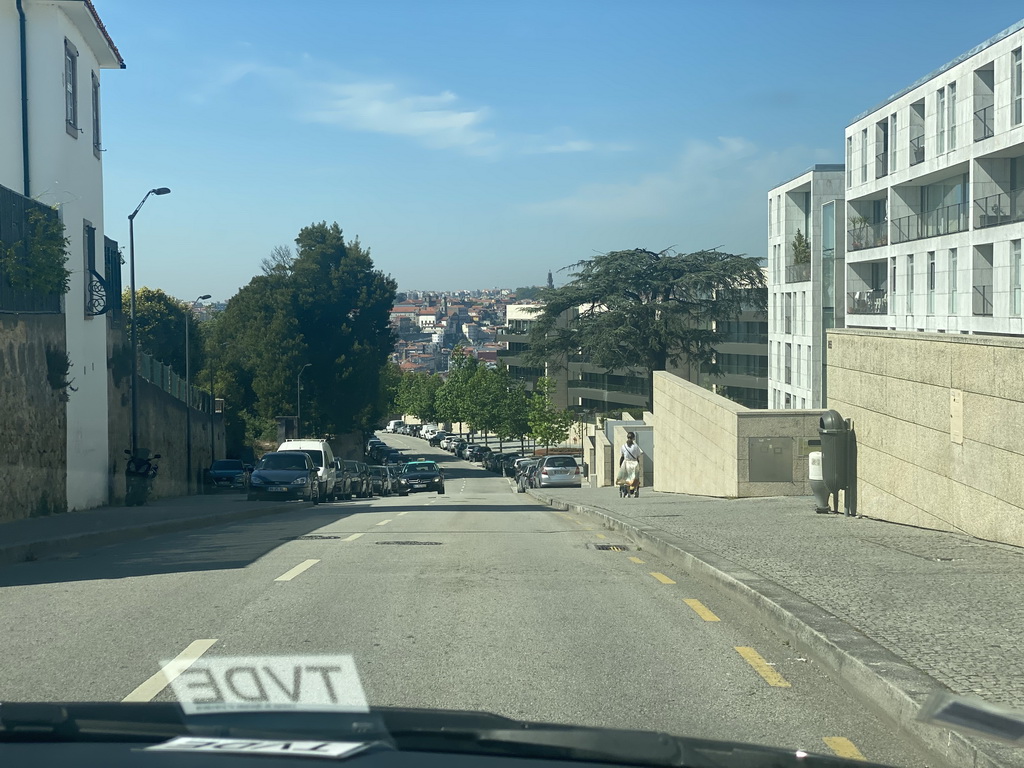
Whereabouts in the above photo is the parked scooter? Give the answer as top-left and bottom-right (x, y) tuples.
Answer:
(124, 449), (161, 506)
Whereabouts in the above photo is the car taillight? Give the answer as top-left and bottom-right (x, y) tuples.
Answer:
(575, 466), (581, 475)
(541, 469), (548, 475)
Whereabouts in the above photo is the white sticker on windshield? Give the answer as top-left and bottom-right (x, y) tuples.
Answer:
(165, 655), (369, 714)
(146, 736), (368, 759)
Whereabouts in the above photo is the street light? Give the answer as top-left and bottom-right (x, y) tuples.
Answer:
(185, 294), (211, 494)
(127, 187), (171, 457)
(297, 363), (312, 438)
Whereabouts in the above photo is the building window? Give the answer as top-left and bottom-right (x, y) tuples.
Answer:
(768, 198), (773, 237)
(948, 82), (957, 149)
(949, 249), (957, 315)
(890, 113), (898, 171)
(937, 87), (946, 154)
(846, 137), (853, 187)
(795, 344), (801, 388)
(91, 72), (101, 154)
(890, 257), (897, 306)
(927, 252), (936, 314)
(64, 40), (78, 136)
(784, 343), (792, 385)
(861, 128), (868, 183)
(1014, 48), (1023, 126)
(1013, 240), (1022, 316)
(907, 255), (914, 313)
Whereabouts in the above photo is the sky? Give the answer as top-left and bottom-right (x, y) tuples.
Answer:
(95, 0), (1024, 302)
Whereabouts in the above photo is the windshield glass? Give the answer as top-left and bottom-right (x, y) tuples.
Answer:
(298, 450), (324, 467)
(258, 454), (308, 471)
(545, 456), (577, 468)
(403, 462), (438, 474)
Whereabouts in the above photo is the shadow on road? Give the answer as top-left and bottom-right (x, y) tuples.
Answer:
(0, 503), (370, 588)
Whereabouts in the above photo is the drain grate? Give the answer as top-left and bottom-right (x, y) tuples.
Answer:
(594, 544), (629, 551)
(295, 534), (344, 540)
(376, 541), (442, 546)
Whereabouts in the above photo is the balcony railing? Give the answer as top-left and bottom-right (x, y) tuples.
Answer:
(973, 284), (993, 316)
(847, 291), (889, 315)
(892, 203), (967, 244)
(974, 104), (995, 141)
(909, 135), (925, 166)
(785, 262), (811, 283)
(85, 269), (111, 316)
(721, 332), (770, 345)
(875, 151), (888, 179)
(974, 189), (1024, 229)
(567, 379), (648, 396)
(847, 220), (888, 251)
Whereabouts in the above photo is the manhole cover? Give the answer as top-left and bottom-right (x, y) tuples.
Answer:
(594, 544), (629, 551)
(295, 535), (343, 540)
(376, 541), (443, 546)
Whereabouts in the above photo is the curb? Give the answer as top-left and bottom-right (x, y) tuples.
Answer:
(528, 489), (1018, 768)
(0, 499), (315, 569)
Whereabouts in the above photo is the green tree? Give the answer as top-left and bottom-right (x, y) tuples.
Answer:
(528, 376), (574, 450)
(526, 248), (766, 410)
(397, 371), (442, 423)
(464, 365), (504, 436)
(435, 346), (479, 427)
(791, 229), (811, 264)
(123, 287), (205, 378)
(493, 367), (530, 447)
(514, 285), (542, 300)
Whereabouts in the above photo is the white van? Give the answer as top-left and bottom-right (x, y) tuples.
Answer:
(421, 424), (438, 440)
(385, 420), (405, 433)
(277, 439), (336, 501)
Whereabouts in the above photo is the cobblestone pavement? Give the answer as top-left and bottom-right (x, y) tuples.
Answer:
(534, 484), (1024, 710)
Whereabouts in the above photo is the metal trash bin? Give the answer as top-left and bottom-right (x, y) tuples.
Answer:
(819, 409), (849, 495)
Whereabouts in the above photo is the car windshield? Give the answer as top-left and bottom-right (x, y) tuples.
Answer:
(258, 454), (308, 471)
(10, 4), (1017, 766)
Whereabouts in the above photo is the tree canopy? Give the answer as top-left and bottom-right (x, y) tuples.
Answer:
(525, 248), (766, 409)
(122, 287), (204, 379)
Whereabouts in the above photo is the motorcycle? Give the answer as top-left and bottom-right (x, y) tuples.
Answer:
(124, 449), (161, 506)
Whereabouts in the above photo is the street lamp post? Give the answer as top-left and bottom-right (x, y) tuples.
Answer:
(297, 363), (312, 438)
(185, 294), (211, 494)
(128, 187), (171, 457)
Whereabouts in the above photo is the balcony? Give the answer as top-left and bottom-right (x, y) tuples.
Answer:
(847, 220), (887, 251)
(875, 151), (888, 179)
(567, 379), (648, 396)
(909, 135), (925, 166)
(847, 291), (889, 315)
(892, 203), (967, 244)
(785, 262), (811, 283)
(974, 105), (995, 142)
(973, 285), (993, 316)
(974, 189), (1024, 229)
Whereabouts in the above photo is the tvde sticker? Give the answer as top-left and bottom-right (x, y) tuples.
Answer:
(166, 655), (369, 715)
(147, 737), (368, 759)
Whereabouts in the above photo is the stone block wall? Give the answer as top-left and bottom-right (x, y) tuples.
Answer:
(0, 314), (68, 522)
(828, 328), (1024, 547)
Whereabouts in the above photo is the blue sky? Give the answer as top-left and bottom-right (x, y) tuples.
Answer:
(97, 1), (1024, 302)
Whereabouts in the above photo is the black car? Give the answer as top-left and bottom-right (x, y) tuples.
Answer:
(247, 451), (320, 503)
(401, 460), (445, 494)
(344, 460), (371, 498)
(428, 431), (448, 447)
(389, 465), (410, 496)
(368, 465), (393, 496)
(206, 459), (250, 492)
(331, 458), (353, 500)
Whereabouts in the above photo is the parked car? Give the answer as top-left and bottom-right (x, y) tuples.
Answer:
(206, 459), (250, 492)
(385, 420), (405, 433)
(500, 453), (523, 475)
(277, 439), (336, 501)
(450, 439), (468, 455)
(389, 465), (410, 496)
(523, 462), (541, 490)
(467, 445), (490, 462)
(408, 425), (422, 438)
(516, 460), (540, 492)
(428, 431), (448, 447)
(331, 458), (353, 500)
(344, 460), (371, 498)
(368, 465), (393, 496)
(420, 424), (439, 440)
(401, 460), (445, 494)
(247, 451), (320, 503)
(536, 455), (582, 488)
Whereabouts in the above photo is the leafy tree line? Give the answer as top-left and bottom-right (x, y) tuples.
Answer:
(127, 222), (397, 453)
(395, 348), (574, 449)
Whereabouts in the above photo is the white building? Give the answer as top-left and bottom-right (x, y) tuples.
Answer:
(767, 165), (845, 409)
(0, 0), (124, 510)
(844, 20), (1024, 336)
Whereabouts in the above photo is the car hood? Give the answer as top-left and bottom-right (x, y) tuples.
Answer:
(403, 471), (441, 480)
(252, 469), (308, 481)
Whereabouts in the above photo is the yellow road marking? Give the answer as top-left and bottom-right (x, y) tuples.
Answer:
(649, 572), (676, 584)
(595, 533), (607, 539)
(823, 738), (866, 761)
(734, 647), (791, 687)
(122, 639), (217, 702)
(342, 533), (364, 542)
(375, 519), (392, 526)
(628, 556), (645, 564)
(275, 559), (320, 582)
(683, 599), (720, 621)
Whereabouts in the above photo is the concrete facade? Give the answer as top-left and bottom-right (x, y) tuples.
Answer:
(653, 371), (821, 498)
(768, 166), (846, 410)
(844, 21), (1024, 337)
(1, 0), (124, 511)
(827, 328), (1024, 547)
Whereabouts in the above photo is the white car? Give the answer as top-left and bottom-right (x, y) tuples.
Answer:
(385, 420), (405, 433)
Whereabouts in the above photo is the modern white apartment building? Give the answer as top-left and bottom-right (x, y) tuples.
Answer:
(844, 20), (1024, 336)
(767, 165), (845, 409)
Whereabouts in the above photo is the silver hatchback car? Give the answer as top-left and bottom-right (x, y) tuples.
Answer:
(536, 455), (582, 488)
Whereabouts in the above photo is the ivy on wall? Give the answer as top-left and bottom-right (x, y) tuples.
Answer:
(0, 207), (71, 295)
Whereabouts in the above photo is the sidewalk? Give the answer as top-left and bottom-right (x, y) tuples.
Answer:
(530, 484), (1024, 768)
(0, 492), (312, 567)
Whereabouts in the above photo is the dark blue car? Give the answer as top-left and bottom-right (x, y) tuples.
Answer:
(247, 451), (320, 504)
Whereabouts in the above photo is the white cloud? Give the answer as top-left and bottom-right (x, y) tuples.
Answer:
(529, 139), (633, 154)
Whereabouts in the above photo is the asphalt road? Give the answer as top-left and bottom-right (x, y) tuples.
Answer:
(0, 433), (936, 767)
